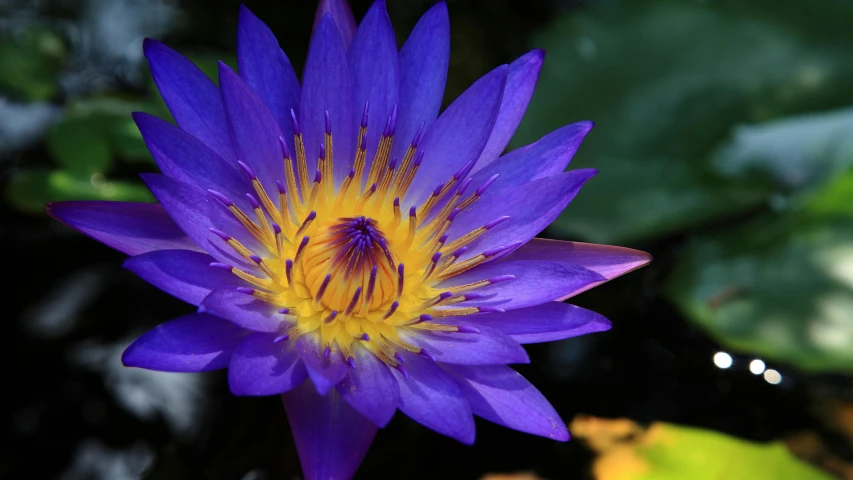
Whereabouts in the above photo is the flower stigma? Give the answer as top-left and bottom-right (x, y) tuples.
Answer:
(208, 105), (515, 369)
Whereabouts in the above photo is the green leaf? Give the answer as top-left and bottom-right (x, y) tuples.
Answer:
(573, 416), (830, 480)
(0, 28), (65, 101)
(517, 0), (853, 243)
(666, 201), (853, 372)
(62, 96), (160, 164)
(47, 116), (113, 176)
(7, 169), (153, 214)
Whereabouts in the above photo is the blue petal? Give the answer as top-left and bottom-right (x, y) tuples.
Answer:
(46, 201), (198, 256)
(473, 50), (546, 170)
(133, 112), (253, 212)
(336, 345), (399, 427)
(282, 381), (376, 480)
(517, 238), (653, 298)
(405, 65), (507, 206)
(297, 334), (349, 395)
(458, 302), (611, 344)
(199, 289), (289, 333)
(447, 364), (569, 441)
(124, 250), (247, 306)
(401, 324), (529, 365)
(348, 0), (399, 172)
(437, 247), (606, 310)
(394, 352), (475, 444)
(237, 5), (301, 145)
(467, 121), (594, 195)
(301, 14), (356, 185)
(141, 173), (268, 270)
(143, 39), (234, 162)
(122, 313), (248, 372)
(311, 0), (357, 51)
(393, 2), (449, 161)
(229, 333), (307, 396)
(219, 63), (284, 199)
(447, 169), (597, 262)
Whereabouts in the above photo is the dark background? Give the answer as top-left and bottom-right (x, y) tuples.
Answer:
(2, 0), (852, 478)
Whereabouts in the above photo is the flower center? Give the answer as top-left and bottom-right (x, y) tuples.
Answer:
(208, 106), (515, 366)
(303, 216), (397, 312)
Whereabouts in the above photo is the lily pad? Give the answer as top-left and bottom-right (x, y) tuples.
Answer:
(0, 28), (65, 101)
(571, 415), (830, 480)
(515, 0), (853, 243)
(7, 169), (153, 214)
(47, 116), (113, 176)
(665, 171), (853, 372)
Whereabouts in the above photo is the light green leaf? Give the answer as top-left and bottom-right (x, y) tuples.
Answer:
(572, 416), (830, 480)
(47, 116), (113, 176)
(7, 169), (153, 214)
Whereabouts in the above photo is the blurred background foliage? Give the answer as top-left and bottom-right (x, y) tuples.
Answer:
(2, 0), (853, 479)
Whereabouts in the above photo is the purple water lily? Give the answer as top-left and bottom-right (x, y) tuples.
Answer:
(47, 1), (651, 478)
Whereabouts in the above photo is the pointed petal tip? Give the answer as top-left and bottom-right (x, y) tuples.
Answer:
(313, 0), (357, 49)
(141, 37), (156, 55)
(216, 59), (233, 75)
(120, 343), (144, 368)
(460, 429), (476, 445)
(141, 37), (171, 60)
(588, 312), (614, 333)
(517, 48), (546, 67)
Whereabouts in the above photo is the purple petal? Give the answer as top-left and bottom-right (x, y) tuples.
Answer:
(523, 239), (653, 300)
(348, 0), (399, 169)
(406, 65), (507, 206)
(473, 50), (545, 171)
(449, 169), (598, 261)
(228, 333), (307, 396)
(237, 5), (301, 144)
(302, 14), (356, 185)
(311, 0), (357, 51)
(282, 381), (376, 480)
(199, 289), (288, 333)
(46, 201), (198, 256)
(297, 334), (349, 395)
(336, 345), (399, 427)
(121, 313), (248, 372)
(438, 251), (605, 310)
(456, 302), (611, 344)
(141, 173), (268, 269)
(133, 112), (252, 211)
(219, 63), (284, 199)
(468, 121), (594, 194)
(393, 1), (449, 161)
(143, 39), (234, 162)
(124, 250), (247, 306)
(393, 352), (476, 444)
(447, 364), (569, 441)
(402, 324), (529, 365)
